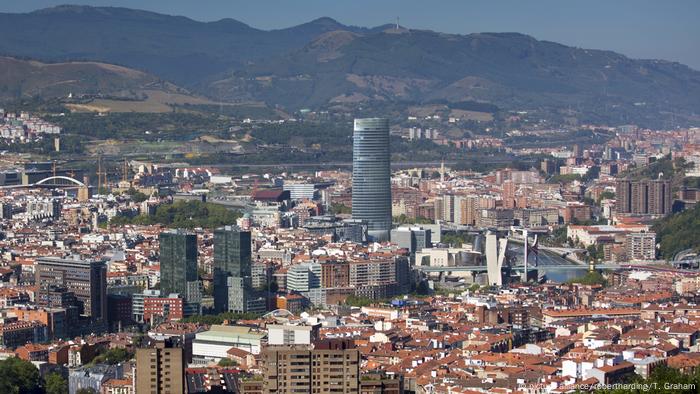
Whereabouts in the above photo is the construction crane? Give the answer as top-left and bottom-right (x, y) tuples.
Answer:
(122, 159), (129, 183)
(96, 157), (107, 192)
(251, 178), (259, 198)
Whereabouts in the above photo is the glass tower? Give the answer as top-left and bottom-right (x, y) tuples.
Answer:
(159, 229), (198, 297)
(213, 225), (252, 313)
(352, 118), (392, 241)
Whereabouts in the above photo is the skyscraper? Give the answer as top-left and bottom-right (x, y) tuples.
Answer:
(352, 118), (392, 241)
(213, 226), (252, 313)
(159, 230), (198, 299)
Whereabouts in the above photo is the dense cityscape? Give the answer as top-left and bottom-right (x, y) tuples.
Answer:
(0, 2), (699, 394)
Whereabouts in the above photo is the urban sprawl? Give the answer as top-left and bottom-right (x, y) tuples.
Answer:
(1, 109), (700, 393)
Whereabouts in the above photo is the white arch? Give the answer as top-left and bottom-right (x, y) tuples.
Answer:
(263, 309), (295, 319)
(35, 176), (85, 187)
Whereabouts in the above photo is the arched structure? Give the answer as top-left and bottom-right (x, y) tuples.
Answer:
(34, 176), (85, 187)
(263, 309), (295, 319)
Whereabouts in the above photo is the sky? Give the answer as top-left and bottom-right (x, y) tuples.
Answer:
(2, 0), (699, 70)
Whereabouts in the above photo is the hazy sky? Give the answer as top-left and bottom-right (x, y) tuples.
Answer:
(2, 0), (699, 70)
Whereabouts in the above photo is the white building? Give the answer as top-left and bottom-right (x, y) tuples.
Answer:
(267, 323), (320, 346)
(191, 325), (266, 363)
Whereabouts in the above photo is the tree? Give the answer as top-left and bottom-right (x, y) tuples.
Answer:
(125, 187), (149, 203)
(598, 365), (699, 393)
(329, 203), (351, 215)
(45, 373), (68, 394)
(218, 358), (238, 367)
(92, 348), (133, 365)
(394, 214), (433, 225)
(442, 232), (474, 247)
(344, 295), (375, 307)
(566, 271), (607, 286)
(598, 190), (615, 203)
(586, 244), (604, 261)
(654, 205), (700, 259)
(0, 357), (42, 394)
(109, 200), (241, 228)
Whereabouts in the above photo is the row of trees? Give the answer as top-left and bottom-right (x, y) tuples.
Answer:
(109, 200), (241, 229)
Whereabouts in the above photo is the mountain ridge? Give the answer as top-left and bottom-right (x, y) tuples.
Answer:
(0, 5), (698, 126)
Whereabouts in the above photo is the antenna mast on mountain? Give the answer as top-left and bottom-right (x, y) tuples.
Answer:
(396, 17), (400, 30)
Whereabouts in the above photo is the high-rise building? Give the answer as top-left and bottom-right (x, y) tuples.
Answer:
(136, 339), (185, 394)
(626, 232), (657, 261)
(616, 178), (671, 215)
(287, 262), (322, 293)
(159, 230), (198, 299)
(213, 226), (252, 313)
(321, 261), (350, 288)
(460, 195), (479, 226)
(35, 256), (107, 325)
(352, 118), (392, 241)
(262, 340), (360, 394)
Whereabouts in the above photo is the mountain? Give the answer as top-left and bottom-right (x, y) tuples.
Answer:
(220, 30), (700, 118)
(0, 5), (363, 85)
(1, 5), (699, 126)
(0, 56), (173, 100)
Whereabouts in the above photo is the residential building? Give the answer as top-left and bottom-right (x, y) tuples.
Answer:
(136, 339), (185, 394)
(626, 232), (657, 261)
(262, 340), (360, 394)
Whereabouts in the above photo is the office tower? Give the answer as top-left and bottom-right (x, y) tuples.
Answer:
(136, 339), (185, 394)
(213, 226), (252, 313)
(159, 229), (198, 299)
(287, 262), (322, 293)
(35, 256), (107, 324)
(0, 202), (12, 219)
(263, 340), (360, 394)
(352, 118), (392, 241)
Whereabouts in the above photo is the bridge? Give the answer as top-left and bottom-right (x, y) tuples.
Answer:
(672, 249), (700, 269)
(418, 264), (591, 273)
(0, 175), (86, 190)
(416, 264), (699, 275)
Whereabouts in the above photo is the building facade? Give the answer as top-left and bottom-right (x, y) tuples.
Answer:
(136, 340), (185, 394)
(213, 226), (252, 313)
(35, 256), (107, 326)
(352, 118), (392, 241)
(159, 230), (198, 300)
(262, 340), (360, 394)
(616, 178), (672, 215)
